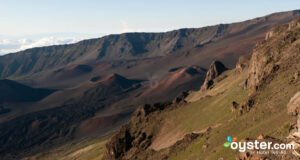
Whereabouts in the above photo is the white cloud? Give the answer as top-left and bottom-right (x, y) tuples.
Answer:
(0, 48), (20, 54)
(0, 36), (86, 55)
(19, 37), (80, 51)
(121, 20), (135, 33)
(121, 20), (144, 33)
(0, 39), (12, 45)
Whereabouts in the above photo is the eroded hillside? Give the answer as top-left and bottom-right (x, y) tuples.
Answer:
(1, 10), (300, 90)
(102, 18), (300, 160)
(2, 10), (300, 160)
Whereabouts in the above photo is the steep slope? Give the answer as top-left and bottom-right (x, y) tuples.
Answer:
(14, 67), (209, 160)
(139, 66), (206, 102)
(102, 62), (244, 160)
(0, 79), (54, 103)
(0, 10), (299, 84)
(2, 11), (300, 160)
(234, 17), (300, 160)
(102, 18), (300, 160)
(0, 65), (212, 160)
(247, 18), (300, 96)
(0, 73), (142, 122)
(51, 64), (93, 80)
(0, 74), (143, 159)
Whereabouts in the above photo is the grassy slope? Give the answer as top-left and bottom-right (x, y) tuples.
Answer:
(22, 136), (107, 160)
(22, 45), (300, 160)
(23, 62), (300, 160)
(155, 62), (300, 160)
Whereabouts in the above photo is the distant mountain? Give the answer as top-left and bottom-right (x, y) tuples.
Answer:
(1, 10), (300, 160)
(0, 10), (300, 81)
(102, 17), (300, 160)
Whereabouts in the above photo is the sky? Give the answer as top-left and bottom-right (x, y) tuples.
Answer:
(0, 0), (300, 55)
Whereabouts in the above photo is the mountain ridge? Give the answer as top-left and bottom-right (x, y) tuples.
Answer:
(1, 10), (300, 80)
(101, 17), (300, 160)
(1, 10), (300, 160)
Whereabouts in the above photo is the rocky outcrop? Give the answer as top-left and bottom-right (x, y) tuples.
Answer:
(247, 18), (300, 96)
(285, 91), (300, 159)
(201, 61), (228, 91)
(231, 101), (239, 112)
(235, 53), (251, 73)
(235, 18), (300, 159)
(102, 17), (300, 160)
(102, 102), (173, 160)
(287, 91), (300, 116)
(287, 91), (300, 134)
(236, 91), (300, 159)
(291, 71), (300, 83)
(295, 71), (300, 82)
(173, 91), (189, 104)
(103, 92), (195, 160)
(237, 98), (255, 115)
(265, 24), (288, 40)
(288, 18), (300, 30)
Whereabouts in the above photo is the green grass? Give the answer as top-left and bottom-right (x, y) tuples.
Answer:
(166, 70), (248, 133)
(22, 137), (107, 160)
(22, 59), (300, 160)
(162, 65), (300, 159)
(168, 83), (248, 133)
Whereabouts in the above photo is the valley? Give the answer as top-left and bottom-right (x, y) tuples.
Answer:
(0, 10), (300, 160)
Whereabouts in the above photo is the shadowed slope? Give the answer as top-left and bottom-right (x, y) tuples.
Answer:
(0, 79), (55, 103)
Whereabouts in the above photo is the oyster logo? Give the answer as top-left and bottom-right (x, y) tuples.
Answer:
(223, 136), (237, 147)
(223, 135), (294, 153)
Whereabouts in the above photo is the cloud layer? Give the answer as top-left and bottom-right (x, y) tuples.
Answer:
(0, 36), (84, 55)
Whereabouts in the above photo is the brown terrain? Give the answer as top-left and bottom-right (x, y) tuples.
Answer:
(103, 17), (300, 160)
(0, 10), (300, 159)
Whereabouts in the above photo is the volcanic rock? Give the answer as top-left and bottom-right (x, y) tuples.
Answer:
(201, 61), (228, 91)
